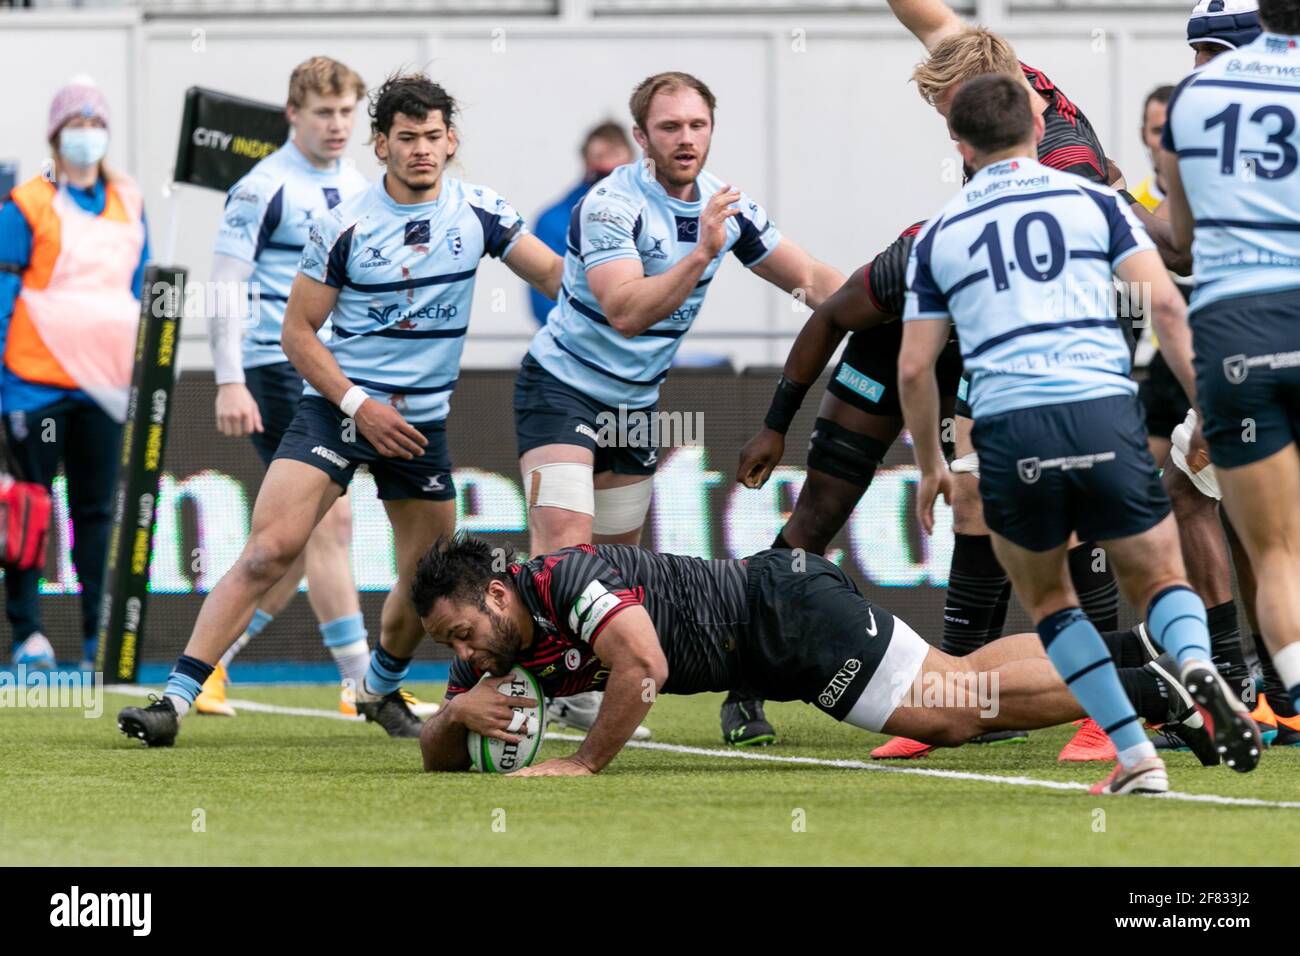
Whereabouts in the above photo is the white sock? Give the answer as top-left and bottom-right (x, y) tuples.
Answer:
(1272, 641), (1300, 705)
(219, 629), (254, 670)
(330, 638), (370, 689)
(165, 694), (191, 719)
(1117, 739), (1157, 769)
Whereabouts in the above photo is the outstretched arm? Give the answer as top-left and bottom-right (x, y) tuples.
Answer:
(886, 0), (966, 50)
(750, 237), (846, 311)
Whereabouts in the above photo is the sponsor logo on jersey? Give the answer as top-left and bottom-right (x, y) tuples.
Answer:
(575, 423), (599, 441)
(360, 246), (391, 268)
(818, 658), (862, 709)
(405, 219), (431, 246)
(587, 209), (628, 226)
(223, 212), (252, 229)
(644, 236), (669, 260)
(365, 302), (459, 324)
(675, 216), (699, 242)
(311, 445), (349, 469)
(864, 606), (878, 637)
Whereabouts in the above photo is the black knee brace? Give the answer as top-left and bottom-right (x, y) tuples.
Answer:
(806, 418), (889, 488)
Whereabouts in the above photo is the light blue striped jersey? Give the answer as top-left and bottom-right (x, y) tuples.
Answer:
(904, 156), (1152, 418)
(1163, 32), (1300, 313)
(528, 161), (782, 407)
(214, 141), (369, 368)
(299, 175), (526, 422)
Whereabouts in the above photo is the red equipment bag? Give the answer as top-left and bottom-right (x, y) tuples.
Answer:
(0, 457), (52, 572)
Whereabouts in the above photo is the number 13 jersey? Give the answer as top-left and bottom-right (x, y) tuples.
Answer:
(1164, 32), (1300, 314)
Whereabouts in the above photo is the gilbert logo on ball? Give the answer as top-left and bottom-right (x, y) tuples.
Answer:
(468, 665), (547, 774)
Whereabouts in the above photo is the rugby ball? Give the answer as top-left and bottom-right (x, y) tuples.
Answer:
(467, 666), (547, 774)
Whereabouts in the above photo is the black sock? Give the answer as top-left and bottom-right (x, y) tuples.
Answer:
(1207, 601), (1252, 706)
(1069, 542), (1119, 631)
(1117, 666), (1169, 725)
(941, 533), (1008, 656)
(173, 654), (215, 686)
(986, 580), (1012, 644)
(772, 530), (791, 550)
(1254, 632), (1299, 718)
(1100, 628), (1150, 669)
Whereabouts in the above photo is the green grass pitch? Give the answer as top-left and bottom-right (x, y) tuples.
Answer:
(3, 682), (1298, 866)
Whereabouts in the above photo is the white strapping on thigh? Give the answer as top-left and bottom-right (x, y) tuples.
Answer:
(592, 479), (653, 535)
(841, 617), (930, 733)
(522, 462), (595, 516)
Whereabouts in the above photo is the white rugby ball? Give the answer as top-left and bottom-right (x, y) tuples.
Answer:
(467, 665), (547, 774)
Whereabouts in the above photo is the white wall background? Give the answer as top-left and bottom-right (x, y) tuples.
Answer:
(0, 3), (1201, 372)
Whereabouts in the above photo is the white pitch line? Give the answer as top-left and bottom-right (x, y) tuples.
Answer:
(546, 733), (1300, 810)
(104, 685), (1300, 810)
(106, 684), (363, 722)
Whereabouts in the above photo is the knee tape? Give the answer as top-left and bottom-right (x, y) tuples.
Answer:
(592, 479), (653, 536)
(523, 462), (595, 515)
(806, 417), (888, 487)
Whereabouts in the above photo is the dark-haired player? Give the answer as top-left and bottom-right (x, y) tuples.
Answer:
(841, 0), (1138, 760)
(899, 74), (1259, 794)
(118, 73), (563, 747)
(414, 535), (1214, 785)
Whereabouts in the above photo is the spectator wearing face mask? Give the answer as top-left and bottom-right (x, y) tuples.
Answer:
(528, 121), (634, 325)
(0, 76), (150, 670)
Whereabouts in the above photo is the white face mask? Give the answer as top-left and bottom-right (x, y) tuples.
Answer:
(59, 127), (109, 168)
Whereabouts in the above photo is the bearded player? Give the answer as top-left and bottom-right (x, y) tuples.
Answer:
(415, 536), (1214, 790)
(517, 71), (844, 747)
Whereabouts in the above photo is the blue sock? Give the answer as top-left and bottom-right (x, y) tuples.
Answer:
(364, 645), (410, 696)
(247, 608), (274, 639)
(320, 612), (367, 649)
(164, 655), (214, 716)
(1146, 585), (1212, 669)
(82, 637), (97, 666)
(1039, 607), (1152, 761)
